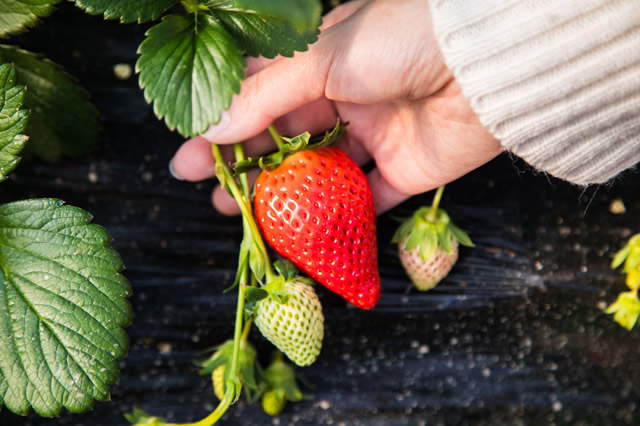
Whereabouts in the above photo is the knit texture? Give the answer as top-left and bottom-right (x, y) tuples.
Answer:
(428, 0), (640, 184)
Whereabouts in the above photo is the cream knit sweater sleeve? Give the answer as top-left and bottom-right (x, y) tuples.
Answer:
(427, 0), (640, 184)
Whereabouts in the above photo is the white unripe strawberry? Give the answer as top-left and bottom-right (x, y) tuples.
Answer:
(255, 279), (324, 367)
(392, 201), (473, 292)
(398, 236), (459, 291)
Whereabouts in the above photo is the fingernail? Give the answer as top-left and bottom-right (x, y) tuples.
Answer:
(203, 111), (230, 141)
(168, 158), (183, 181)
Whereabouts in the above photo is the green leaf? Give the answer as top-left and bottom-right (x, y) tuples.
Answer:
(0, 0), (61, 37)
(73, 0), (178, 23)
(137, 13), (245, 137)
(221, 0), (322, 33)
(0, 198), (132, 416)
(0, 45), (99, 162)
(209, 1), (319, 59)
(0, 63), (28, 182)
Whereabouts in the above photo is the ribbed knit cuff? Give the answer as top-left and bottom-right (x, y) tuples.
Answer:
(428, 0), (640, 184)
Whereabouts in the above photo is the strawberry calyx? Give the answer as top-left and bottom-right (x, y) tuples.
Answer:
(196, 335), (261, 403)
(260, 352), (306, 416)
(392, 205), (473, 261)
(233, 120), (346, 174)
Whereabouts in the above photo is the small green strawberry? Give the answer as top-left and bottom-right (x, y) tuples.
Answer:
(262, 389), (287, 416)
(254, 261), (324, 367)
(212, 365), (226, 401)
(392, 186), (473, 291)
(260, 353), (305, 416)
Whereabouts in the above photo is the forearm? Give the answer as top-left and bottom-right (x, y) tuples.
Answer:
(428, 0), (640, 184)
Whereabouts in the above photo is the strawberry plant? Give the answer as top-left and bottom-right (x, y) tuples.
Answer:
(1, 0), (330, 423)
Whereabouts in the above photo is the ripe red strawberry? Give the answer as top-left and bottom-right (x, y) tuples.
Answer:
(254, 146), (380, 310)
(254, 278), (324, 366)
(392, 203), (473, 291)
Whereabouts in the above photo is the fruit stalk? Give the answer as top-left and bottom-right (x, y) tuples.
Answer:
(427, 185), (445, 223)
(212, 143), (275, 282)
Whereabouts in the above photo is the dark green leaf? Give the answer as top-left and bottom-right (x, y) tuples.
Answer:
(0, 45), (99, 162)
(73, 0), (178, 23)
(0, 0), (61, 37)
(0, 63), (28, 182)
(137, 13), (245, 137)
(222, 0), (321, 33)
(0, 198), (131, 416)
(209, 1), (319, 59)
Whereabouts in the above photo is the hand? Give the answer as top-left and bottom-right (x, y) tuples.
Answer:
(170, 0), (502, 215)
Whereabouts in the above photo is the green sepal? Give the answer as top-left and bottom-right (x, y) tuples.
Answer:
(195, 339), (260, 397)
(612, 245), (631, 270)
(244, 287), (268, 303)
(125, 407), (167, 426)
(392, 205), (474, 260)
(449, 222), (474, 247)
(611, 234), (640, 273)
(419, 231), (438, 261)
(261, 354), (306, 403)
(604, 290), (640, 331)
(274, 259), (299, 281)
(233, 120), (346, 174)
(264, 276), (289, 304)
(438, 225), (452, 254)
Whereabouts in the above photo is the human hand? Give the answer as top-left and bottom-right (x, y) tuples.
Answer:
(170, 0), (502, 215)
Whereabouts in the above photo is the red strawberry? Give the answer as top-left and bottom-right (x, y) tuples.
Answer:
(254, 146), (380, 310)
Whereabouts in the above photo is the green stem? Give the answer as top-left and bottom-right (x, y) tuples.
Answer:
(234, 143), (250, 196)
(241, 318), (253, 343)
(212, 144), (275, 282)
(427, 185), (445, 223)
(268, 125), (285, 151)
